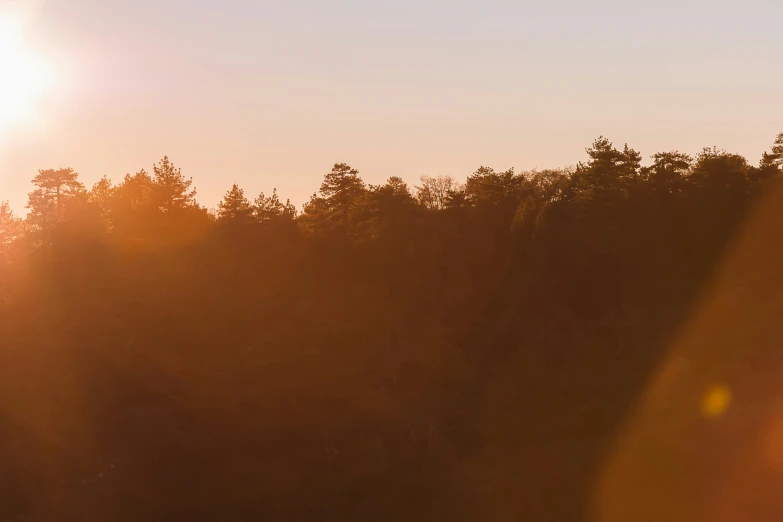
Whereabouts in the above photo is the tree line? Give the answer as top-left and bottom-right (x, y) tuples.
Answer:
(0, 133), (781, 521)
(2, 134), (781, 250)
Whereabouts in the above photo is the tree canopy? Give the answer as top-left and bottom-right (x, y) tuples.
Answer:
(0, 136), (781, 521)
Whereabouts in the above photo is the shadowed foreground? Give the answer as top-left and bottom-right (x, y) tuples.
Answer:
(0, 135), (781, 521)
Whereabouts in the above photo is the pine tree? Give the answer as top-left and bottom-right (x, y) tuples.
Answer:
(691, 147), (749, 192)
(89, 176), (115, 226)
(362, 177), (417, 240)
(0, 202), (21, 254)
(299, 193), (330, 235)
(152, 156), (196, 211)
(641, 151), (692, 196)
(254, 188), (285, 223)
(28, 168), (83, 209)
(26, 168), (85, 231)
(466, 167), (520, 206)
(760, 132), (783, 170)
(282, 198), (297, 220)
(574, 137), (641, 196)
(218, 184), (253, 222)
(115, 170), (154, 211)
(319, 163), (365, 233)
(369, 177), (416, 213)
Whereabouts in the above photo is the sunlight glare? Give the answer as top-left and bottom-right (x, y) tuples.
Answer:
(0, 11), (50, 137)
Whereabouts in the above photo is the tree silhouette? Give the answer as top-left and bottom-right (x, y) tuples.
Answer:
(30, 168), (84, 208)
(761, 132), (783, 171)
(444, 186), (469, 210)
(466, 167), (520, 207)
(282, 198), (297, 220)
(152, 156), (196, 212)
(89, 176), (115, 226)
(115, 170), (154, 211)
(318, 163), (365, 235)
(415, 175), (459, 210)
(254, 188), (282, 223)
(363, 176), (418, 237)
(574, 137), (641, 194)
(0, 202), (20, 254)
(26, 168), (85, 234)
(641, 151), (691, 196)
(2, 137), (782, 522)
(299, 192), (330, 235)
(690, 147), (749, 192)
(218, 184), (253, 222)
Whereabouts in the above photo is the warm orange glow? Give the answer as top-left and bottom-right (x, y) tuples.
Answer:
(0, 12), (49, 137)
(702, 384), (732, 419)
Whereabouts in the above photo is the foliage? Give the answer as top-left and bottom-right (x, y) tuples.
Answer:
(26, 168), (86, 234)
(314, 162), (366, 235)
(0, 135), (781, 521)
(0, 201), (20, 254)
(218, 184), (253, 222)
(415, 175), (460, 210)
(761, 132), (783, 170)
(152, 156), (196, 211)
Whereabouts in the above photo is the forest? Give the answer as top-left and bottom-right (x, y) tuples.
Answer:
(0, 133), (782, 521)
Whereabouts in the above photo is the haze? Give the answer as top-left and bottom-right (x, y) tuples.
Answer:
(0, 0), (780, 214)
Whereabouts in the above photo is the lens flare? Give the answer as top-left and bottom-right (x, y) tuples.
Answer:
(702, 384), (732, 419)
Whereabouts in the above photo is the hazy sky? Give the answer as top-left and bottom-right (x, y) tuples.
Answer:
(1, 0), (781, 213)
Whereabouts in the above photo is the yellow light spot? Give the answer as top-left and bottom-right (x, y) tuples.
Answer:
(702, 384), (732, 419)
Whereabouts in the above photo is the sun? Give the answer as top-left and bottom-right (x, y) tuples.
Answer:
(0, 12), (48, 134)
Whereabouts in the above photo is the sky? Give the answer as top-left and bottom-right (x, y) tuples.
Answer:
(0, 0), (781, 214)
